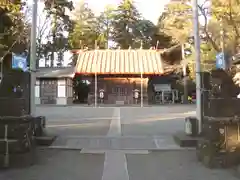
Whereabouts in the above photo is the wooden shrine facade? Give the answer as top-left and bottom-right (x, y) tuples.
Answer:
(75, 49), (179, 105)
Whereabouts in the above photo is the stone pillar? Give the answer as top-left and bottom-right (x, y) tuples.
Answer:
(172, 90), (176, 104)
(66, 78), (73, 104)
(56, 79), (67, 105)
(35, 79), (40, 104)
(162, 90), (165, 104)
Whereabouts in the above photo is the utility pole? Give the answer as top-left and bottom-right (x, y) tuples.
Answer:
(192, 0), (202, 134)
(140, 40), (143, 107)
(30, 0), (38, 116)
(220, 19), (226, 69)
(94, 40), (98, 107)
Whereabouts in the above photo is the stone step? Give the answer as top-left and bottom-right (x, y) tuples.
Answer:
(49, 136), (190, 150)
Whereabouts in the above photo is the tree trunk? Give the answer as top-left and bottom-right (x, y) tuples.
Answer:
(51, 14), (57, 67)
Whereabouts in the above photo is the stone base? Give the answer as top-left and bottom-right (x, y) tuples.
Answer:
(32, 116), (46, 137)
(35, 135), (57, 146)
(173, 131), (202, 147)
(56, 97), (73, 105)
(35, 97), (40, 105)
(116, 101), (125, 105)
(56, 97), (67, 105)
(0, 150), (36, 168)
(67, 97), (73, 104)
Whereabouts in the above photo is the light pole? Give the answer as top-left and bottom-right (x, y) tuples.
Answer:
(94, 58), (97, 107)
(94, 40), (98, 107)
(140, 42), (143, 107)
(192, 0), (202, 134)
(140, 59), (143, 107)
(30, 0), (38, 116)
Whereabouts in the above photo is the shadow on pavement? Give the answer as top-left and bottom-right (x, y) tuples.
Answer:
(127, 150), (239, 180)
(0, 148), (104, 180)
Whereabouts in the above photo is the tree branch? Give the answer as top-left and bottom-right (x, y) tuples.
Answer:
(198, 4), (220, 51)
(228, 1), (240, 39)
(37, 15), (50, 44)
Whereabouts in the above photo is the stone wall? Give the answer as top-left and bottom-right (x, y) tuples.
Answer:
(36, 78), (73, 105)
(40, 79), (57, 104)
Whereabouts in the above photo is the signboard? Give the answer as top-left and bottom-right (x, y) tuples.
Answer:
(153, 84), (171, 92)
(12, 54), (28, 71)
(216, 52), (225, 69)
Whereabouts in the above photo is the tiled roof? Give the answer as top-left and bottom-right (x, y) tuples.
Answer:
(75, 50), (164, 75)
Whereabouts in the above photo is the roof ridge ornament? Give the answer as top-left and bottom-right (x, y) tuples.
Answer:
(156, 40), (159, 50)
(140, 41), (143, 49)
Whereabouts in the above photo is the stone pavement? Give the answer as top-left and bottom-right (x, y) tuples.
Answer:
(0, 149), (238, 180)
(49, 135), (183, 150)
(0, 105), (239, 180)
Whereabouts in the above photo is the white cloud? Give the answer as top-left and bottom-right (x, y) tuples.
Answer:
(134, 0), (170, 24)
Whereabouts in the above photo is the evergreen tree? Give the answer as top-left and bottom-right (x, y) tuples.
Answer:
(96, 5), (115, 49)
(111, 0), (141, 49)
(44, 0), (74, 67)
(68, 1), (97, 50)
(0, 0), (28, 57)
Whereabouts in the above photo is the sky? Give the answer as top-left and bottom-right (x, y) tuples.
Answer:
(84, 0), (170, 24)
(32, 0), (170, 24)
(30, 0), (208, 67)
(32, 0), (209, 27)
(32, 0), (170, 67)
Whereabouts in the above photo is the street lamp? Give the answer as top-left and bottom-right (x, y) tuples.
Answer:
(192, 0), (202, 134)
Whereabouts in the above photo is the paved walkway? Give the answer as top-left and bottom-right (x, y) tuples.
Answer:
(0, 106), (239, 180)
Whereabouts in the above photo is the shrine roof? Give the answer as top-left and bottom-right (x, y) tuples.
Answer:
(75, 49), (164, 75)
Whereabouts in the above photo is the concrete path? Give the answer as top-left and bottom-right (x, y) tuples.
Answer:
(47, 106), (193, 180)
(101, 108), (129, 180)
(1, 105), (238, 180)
